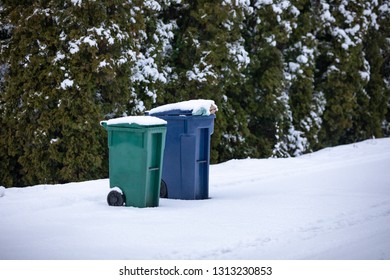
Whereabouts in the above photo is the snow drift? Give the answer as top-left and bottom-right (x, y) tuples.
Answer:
(0, 138), (389, 260)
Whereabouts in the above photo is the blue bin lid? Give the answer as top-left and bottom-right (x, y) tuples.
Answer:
(148, 99), (218, 117)
(148, 109), (193, 116)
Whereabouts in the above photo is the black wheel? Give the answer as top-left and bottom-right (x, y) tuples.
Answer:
(160, 180), (168, 198)
(107, 190), (125, 206)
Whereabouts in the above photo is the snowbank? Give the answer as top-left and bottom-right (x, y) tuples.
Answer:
(0, 138), (389, 260)
(148, 99), (218, 116)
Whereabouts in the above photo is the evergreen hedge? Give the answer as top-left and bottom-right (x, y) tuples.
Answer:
(1, 0), (389, 187)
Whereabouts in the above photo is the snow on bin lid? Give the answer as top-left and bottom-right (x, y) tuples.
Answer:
(149, 99), (218, 116)
(100, 116), (167, 127)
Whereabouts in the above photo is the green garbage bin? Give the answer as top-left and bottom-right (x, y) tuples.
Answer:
(100, 116), (167, 208)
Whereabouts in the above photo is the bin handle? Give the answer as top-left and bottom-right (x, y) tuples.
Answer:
(148, 167), (160, 171)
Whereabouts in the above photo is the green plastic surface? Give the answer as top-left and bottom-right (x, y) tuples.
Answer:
(102, 122), (166, 207)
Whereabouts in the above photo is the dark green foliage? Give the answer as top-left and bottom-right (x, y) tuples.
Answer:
(365, 2), (390, 138)
(0, 0), (142, 186)
(282, 0), (319, 153)
(154, 0), (251, 163)
(242, 2), (293, 158)
(315, 0), (389, 146)
(1, 0), (389, 187)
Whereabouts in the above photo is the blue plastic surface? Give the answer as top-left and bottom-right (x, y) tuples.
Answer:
(148, 110), (215, 199)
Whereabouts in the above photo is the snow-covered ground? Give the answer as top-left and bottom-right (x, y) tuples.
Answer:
(0, 138), (390, 260)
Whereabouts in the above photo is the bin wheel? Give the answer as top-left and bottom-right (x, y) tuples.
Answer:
(107, 190), (125, 206)
(160, 180), (168, 198)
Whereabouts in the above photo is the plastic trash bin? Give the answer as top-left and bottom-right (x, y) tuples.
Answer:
(147, 100), (217, 200)
(100, 116), (167, 208)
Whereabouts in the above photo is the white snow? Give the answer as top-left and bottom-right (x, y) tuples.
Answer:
(255, 0), (273, 7)
(0, 186), (5, 197)
(359, 70), (370, 81)
(53, 51), (65, 63)
(50, 138), (59, 144)
(149, 99), (218, 116)
(60, 78), (74, 89)
(82, 36), (97, 48)
(100, 116), (167, 127)
(70, 0), (82, 7)
(186, 62), (217, 83)
(297, 54), (308, 64)
(289, 62), (300, 72)
(320, 3), (336, 24)
(98, 60), (109, 68)
(0, 138), (390, 260)
(227, 39), (251, 68)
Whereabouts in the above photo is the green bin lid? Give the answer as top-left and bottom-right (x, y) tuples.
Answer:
(100, 116), (167, 129)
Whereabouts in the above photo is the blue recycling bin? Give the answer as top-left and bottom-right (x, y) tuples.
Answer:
(148, 109), (215, 200)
